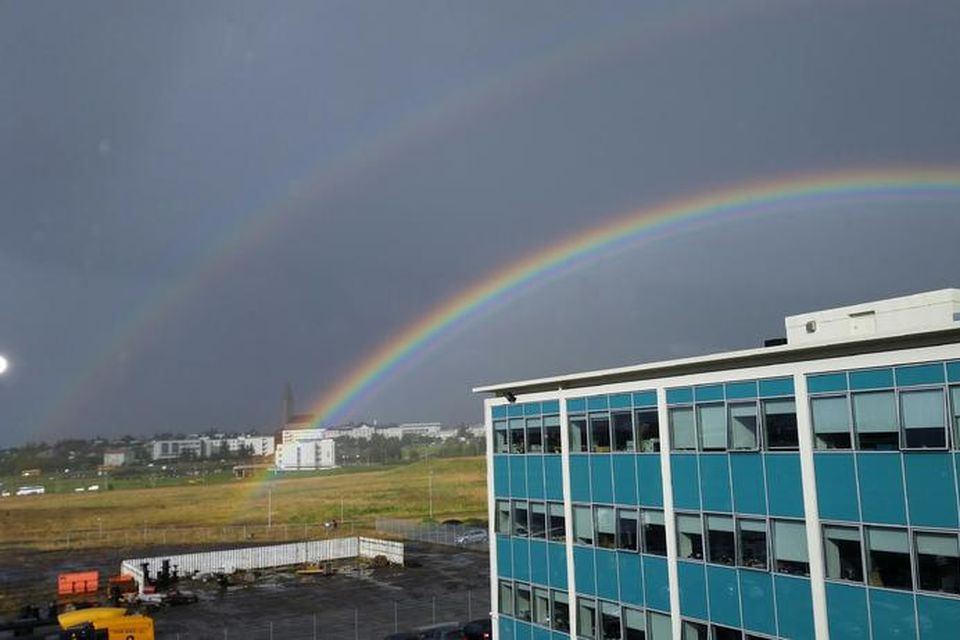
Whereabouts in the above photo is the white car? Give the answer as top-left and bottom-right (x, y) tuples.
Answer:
(455, 530), (488, 546)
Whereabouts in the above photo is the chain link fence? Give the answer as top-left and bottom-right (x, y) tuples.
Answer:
(375, 519), (488, 551)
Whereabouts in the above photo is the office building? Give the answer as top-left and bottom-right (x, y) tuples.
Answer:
(475, 289), (960, 640)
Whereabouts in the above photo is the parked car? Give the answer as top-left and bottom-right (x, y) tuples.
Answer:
(461, 618), (491, 640)
(413, 622), (462, 640)
(382, 633), (419, 640)
(455, 530), (488, 546)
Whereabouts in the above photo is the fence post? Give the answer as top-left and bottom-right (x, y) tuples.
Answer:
(468, 590), (472, 620)
(432, 595), (436, 624)
(269, 621), (274, 640)
(223, 627), (228, 640)
(313, 613), (318, 640)
(354, 608), (359, 640)
(394, 600), (399, 632)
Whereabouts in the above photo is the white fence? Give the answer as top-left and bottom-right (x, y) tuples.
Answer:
(121, 536), (403, 591)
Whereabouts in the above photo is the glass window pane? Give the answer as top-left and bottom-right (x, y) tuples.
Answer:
(544, 415), (562, 454)
(510, 418), (526, 453)
(647, 612), (671, 640)
(550, 503), (566, 542)
(642, 510), (667, 556)
(812, 396), (852, 449)
(706, 515), (735, 566)
(499, 581), (514, 616)
(514, 501), (529, 537)
(600, 601), (621, 640)
(901, 389), (946, 448)
(916, 532), (960, 595)
(738, 518), (768, 570)
(596, 506), (617, 549)
(623, 607), (645, 640)
(951, 387), (960, 447)
(774, 520), (809, 576)
(681, 621), (707, 640)
(670, 407), (696, 451)
(823, 525), (863, 582)
(574, 505), (594, 546)
(636, 409), (661, 452)
(591, 413), (612, 452)
(516, 585), (532, 621)
(764, 399), (798, 449)
(866, 527), (912, 590)
(578, 598), (597, 639)
(677, 514), (704, 560)
(552, 591), (570, 632)
(698, 404), (727, 451)
(712, 626), (742, 640)
(570, 416), (588, 453)
(613, 411), (635, 452)
(530, 502), (547, 538)
(534, 587), (551, 627)
(497, 500), (512, 535)
(495, 420), (509, 453)
(853, 392), (898, 450)
(527, 417), (544, 453)
(729, 402), (758, 450)
(618, 509), (639, 552)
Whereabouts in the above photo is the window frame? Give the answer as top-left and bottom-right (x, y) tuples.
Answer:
(761, 397), (799, 451)
(822, 522), (864, 583)
(899, 386), (948, 450)
(809, 393), (853, 450)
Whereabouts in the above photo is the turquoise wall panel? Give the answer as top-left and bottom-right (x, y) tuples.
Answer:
(869, 589), (917, 640)
(509, 405), (525, 418)
(594, 548), (619, 601)
(694, 384), (724, 402)
(826, 583), (869, 640)
(699, 454), (733, 512)
(567, 398), (586, 413)
(633, 391), (657, 407)
(542, 400), (560, 414)
(849, 368), (894, 390)
(643, 556), (670, 612)
(808, 372), (848, 394)
(514, 621), (531, 640)
(532, 627), (551, 640)
(590, 455), (614, 504)
(513, 537), (531, 582)
(529, 539), (549, 586)
(612, 455), (638, 505)
(739, 570), (777, 637)
(725, 380), (757, 399)
(706, 565), (740, 628)
(896, 363), (945, 387)
(948, 361), (960, 383)
(815, 453), (860, 521)
(637, 454), (663, 507)
(730, 453), (767, 515)
(547, 542), (567, 589)
(524, 402), (542, 416)
(617, 552), (643, 606)
(858, 453), (908, 525)
(609, 393), (632, 410)
(526, 455), (545, 501)
(759, 377), (794, 397)
(765, 453), (804, 517)
(543, 455), (564, 501)
(494, 455), (511, 498)
(678, 561), (708, 620)
(667, 387), (693, 404)
(904, 452), (959, 528)
(570, 455), (591, 503)
(510, 456), (528, 499)
(671, 454), (701, 510)
(774, 575), (814, 640)
(588, 395), (609, 411)
(917, 594), (960, 640)
(499, 616), (515, 640)
(493, 405), (508, 419)
(573, 546), (596, 596)
(497, 535), (513, 578)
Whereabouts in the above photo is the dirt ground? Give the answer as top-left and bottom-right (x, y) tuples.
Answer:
(0, 542), (491, 640)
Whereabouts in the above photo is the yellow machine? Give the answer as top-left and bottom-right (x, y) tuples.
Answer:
(58, 607), (154, 640)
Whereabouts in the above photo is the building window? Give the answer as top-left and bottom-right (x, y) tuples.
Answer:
(534, 587), (551, 627)
(591, 413), (612, 452)
(698, 404), (727, 451)
(578, 598), (597, 640)
(706, 515), (735, 566)
(574, 505), (594, 546)
(570, 415), (589, 453)
(613, 411), (635, 452)
(513, 501), (529, 537)
(916, 531), (960, 595)
(510, 418), (526, 454)
(596, 506), (617, 549)
(495, 420), (509, 453)
(681, 620), (707, 640)
(811, 396), (851, 449)
(526, 417), (544, 453)
(600, 601), (622, 640)
(677, 514), (704, 561)
(552, 591), (570, 632)
(529, 502), (546, 538)
(618, 508), (639, 552)
(951, 387), (960, 448)
(823, 525), (863, 582)
(711, 626), (742, 640)
(866, 527), (912, 590)
(738, 518), (768, 570)
(763, 399), (798, 449)
(516, 585), (532, 622)
(642, 510), (667, 556)
(647, 612), (671, 640)
(549, 503), (566, 542)
(544, 415), (562, 454)
(496, 500), (512, 535)
(773, 520), (809, 576)
(901, 389), (947, 448)
(670, 407), (696, 451)
(635, 409), (660, 452)
(499, 581), (514, 616)
(729, 402), (759, 450)
(623, 607), (646, 640)
(853, 391), (898, 450)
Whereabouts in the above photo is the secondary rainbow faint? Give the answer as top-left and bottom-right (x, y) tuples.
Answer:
(304, 167), (960, 429)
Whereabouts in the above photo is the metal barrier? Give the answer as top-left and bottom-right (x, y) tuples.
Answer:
(375, 518), (489, 550)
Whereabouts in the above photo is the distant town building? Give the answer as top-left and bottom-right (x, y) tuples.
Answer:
(149, 435), (274, 461)
(275, 438), (335, 471)
(395, 422), (443, 437)
(102, 448), (131, 467)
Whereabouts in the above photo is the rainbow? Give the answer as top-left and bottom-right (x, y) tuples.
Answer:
(304, 167), (960, 427)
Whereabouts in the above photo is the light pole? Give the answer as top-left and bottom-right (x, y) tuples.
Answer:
(267, 486), (273, 529)
(428, 469), (434, 520)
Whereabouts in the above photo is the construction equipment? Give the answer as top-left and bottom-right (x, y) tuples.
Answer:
(58, 607), (154, 640)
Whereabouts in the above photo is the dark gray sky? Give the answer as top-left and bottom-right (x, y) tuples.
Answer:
(2, 1), (960, 446)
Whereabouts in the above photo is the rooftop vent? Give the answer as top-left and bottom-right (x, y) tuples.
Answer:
(763, 337), (788, 348)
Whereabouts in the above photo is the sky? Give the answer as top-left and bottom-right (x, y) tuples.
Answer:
(1, 1), (959, 446)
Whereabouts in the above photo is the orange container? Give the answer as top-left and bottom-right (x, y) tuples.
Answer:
(58, 571), (99, 596)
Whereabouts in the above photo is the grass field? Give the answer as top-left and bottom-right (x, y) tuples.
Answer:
(0, 458), (487, 549)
